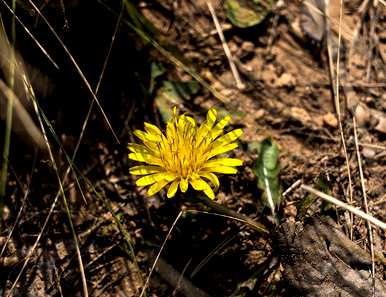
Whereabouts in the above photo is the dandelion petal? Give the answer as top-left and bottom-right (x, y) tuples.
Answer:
(212, 129), (243, 148)
(207, 143), (239, 159)
(128, 107), (243, 199)
(203, 187), (215, 200)
(130, 165), (162, 175)
(190, 178), (208, 191)
(209, 115), (231, 140)
(204, 158), (243, 168)
(128, 152), (162, 166)
(180, 178), (189, 192)
(136, 173), (164, 186)
(144, 122), (162, 135)
(148, 180), (170, 196)
(203, 166), (238, 174)
(199, 172), (220, 190)
(167, 180), (179, 198)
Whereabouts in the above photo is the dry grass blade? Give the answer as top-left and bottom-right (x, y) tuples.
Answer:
(0, 0), (58, 69)
(0, 24), (45, 149)
(0, 79), (45, 149)
(2, 29), (89, 297)
(5, 4), (129, 295)
(0, 13), (45, 227)
(6, 99), (90, 297)
(26, 0), (120, 144)
(359, 142), (386, 150)
(71, 0), (125, 165)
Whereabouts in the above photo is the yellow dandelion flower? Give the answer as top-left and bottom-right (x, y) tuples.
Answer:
(128, 107), (243, 199)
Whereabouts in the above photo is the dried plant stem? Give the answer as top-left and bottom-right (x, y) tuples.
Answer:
(353, 116), (376, 295)
(326, 0), (354, 239)
(300, 185), (386, 231)
(206, 1), (244, 90)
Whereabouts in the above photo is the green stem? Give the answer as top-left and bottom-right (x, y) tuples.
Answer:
(193, 195), (269, 234)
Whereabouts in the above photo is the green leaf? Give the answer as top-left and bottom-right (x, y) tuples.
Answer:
(149, 62), (166, 94)
(225, 0), (274, 28)
(254, 137), (281, 212)
(154, 80), (200, 122)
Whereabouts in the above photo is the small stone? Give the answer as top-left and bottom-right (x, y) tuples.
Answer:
(241, 41), (254, 53)
(375, 116), (386, 134)
(228, 41), (238, 54)
(323, 112), (338, 128)
(274, 73), (295, 87)
(362, 147), (376, 158)
(290, 107), (311, 124)
(2, 206), (9, 220)
(255, 109), (265, 120)
(354, 104), (370, 127)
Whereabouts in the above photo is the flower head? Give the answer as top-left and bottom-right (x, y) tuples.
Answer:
(128, 107), (243, 199)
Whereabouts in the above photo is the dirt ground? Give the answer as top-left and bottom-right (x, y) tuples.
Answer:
(0, 0), (385, 296)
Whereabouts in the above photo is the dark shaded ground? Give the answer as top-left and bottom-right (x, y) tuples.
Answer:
(0, 0), (385, 296)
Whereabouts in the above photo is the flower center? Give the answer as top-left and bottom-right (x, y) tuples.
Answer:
(159, 117), (209, 179)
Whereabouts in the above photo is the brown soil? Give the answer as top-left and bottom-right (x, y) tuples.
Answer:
(0, 1), (385, 296)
